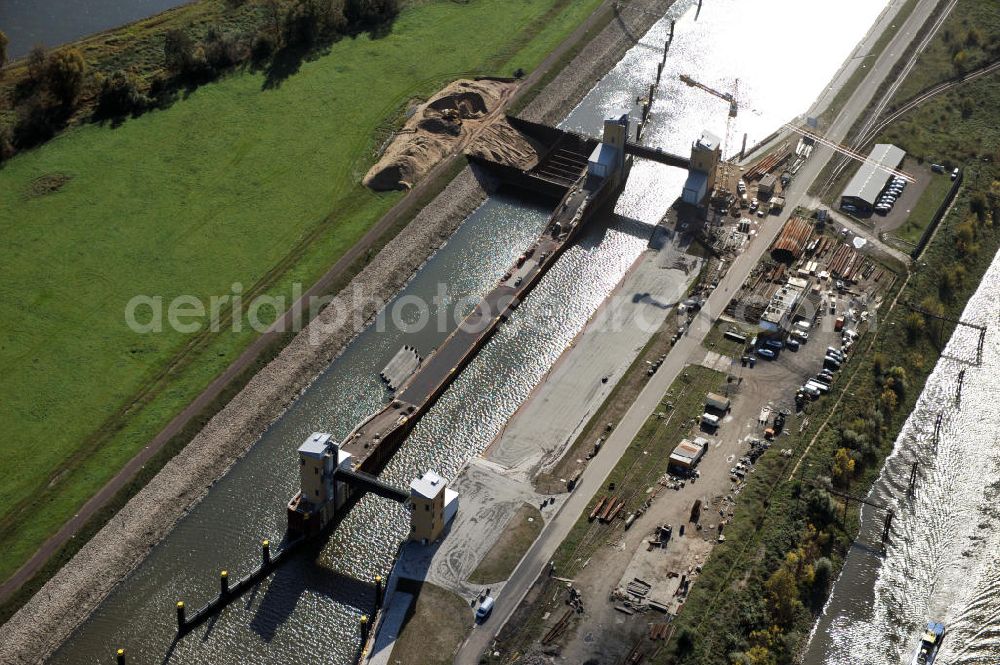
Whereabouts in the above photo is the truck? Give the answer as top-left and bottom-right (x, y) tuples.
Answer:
(705, 392), (731, 413)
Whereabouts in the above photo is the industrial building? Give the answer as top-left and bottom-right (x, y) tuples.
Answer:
(681, 130), (721, 205)
(409, 470), (458, 544)
(669, 437), (709, 471)
(839, 143), (906, 215)
(759, 276), (807, 332)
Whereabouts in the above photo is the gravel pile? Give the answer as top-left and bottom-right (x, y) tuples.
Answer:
(0, 1), (676, 661)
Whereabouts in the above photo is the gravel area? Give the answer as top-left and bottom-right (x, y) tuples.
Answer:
(0, 1), (677, 662)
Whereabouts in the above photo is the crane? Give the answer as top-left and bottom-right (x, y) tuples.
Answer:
(680, 74), (739, 205)
(679, 74), (738, 118)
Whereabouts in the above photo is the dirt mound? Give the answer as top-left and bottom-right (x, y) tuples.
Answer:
(364, 79), (515, 191)
(466, 119), (544, 171)
(27, 173), (72, 198)
(418, 116), (462, 136)
(427, 91), (490, 118)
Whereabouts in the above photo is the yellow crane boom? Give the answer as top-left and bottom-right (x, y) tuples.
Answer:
(679, 74), (738, 118)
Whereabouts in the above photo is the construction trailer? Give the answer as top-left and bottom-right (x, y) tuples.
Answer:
(669, 437), (709, 471)
(705, 392), (731, 413)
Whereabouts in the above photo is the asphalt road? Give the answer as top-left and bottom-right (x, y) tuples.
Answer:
(454, 0), (945, 661)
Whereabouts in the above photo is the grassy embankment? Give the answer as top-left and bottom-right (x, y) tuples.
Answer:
(0, 0), (604, 594)
(892, 172), (954, 244)
(391, 582), (472, 665)
(469, 504), (543, 585)
(489, 365), (726, 659)
(656, 24), (1000, 665)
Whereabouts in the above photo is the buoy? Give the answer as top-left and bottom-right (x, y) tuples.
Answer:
(262, 539), (271, 566)
(116, 648), (126, 665)
(176, 601), (186, 630)
(220, 570), (229, 595)
(375, 575), (384, 610)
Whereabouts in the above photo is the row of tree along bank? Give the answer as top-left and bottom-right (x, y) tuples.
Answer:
(0, 0), (401, 161)
(661, 100), (1000, 665)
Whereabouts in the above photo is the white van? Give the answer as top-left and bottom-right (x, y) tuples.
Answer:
(476, 596), (495, 623)
(701, 413), (721, 428)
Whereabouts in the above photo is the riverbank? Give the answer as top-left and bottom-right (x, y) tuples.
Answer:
(664, 72), (1000, 665)
(0, 0), (681, 661)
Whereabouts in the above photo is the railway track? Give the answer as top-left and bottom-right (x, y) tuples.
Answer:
(819, 0), (959, 198)
(859, 58), (1000, 148)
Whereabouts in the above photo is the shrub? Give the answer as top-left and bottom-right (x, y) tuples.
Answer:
(0, 30), (8, 74)
(45, 49), (87, 107)
(94, 70), (148, 119)
(13, 94), (61, 148)
(164, 29), (197, 74)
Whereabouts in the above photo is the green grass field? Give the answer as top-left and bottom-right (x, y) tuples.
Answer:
(890, 0), (1000, 105)
(0, 0), (604, 583)
(468, 504), (543, 584)
(891, 170), (954, 245)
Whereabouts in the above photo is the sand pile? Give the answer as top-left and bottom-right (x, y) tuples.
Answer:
(364, 79), (515, 191)
(465, 118), (544, 171)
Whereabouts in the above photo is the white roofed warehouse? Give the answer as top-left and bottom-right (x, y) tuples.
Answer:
(839, 143), (905, 215)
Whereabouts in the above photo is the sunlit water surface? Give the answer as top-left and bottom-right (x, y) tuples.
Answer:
(50, 0), (892, 662)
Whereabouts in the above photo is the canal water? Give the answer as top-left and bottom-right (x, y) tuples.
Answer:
(48, 0), (889, 662)
(0, 0), (191, 60)
(804, 247), (1000, 665)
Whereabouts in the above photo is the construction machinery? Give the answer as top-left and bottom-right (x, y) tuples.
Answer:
(680, 74), (739, 205)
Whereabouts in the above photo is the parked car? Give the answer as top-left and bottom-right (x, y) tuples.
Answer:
(786, 339), (800, 351)
(765, 339), (784, 351)
(875, 205), (890, 215)
(931, 163), (945, 173)
(800, 384), (821, 398)
(757, 348), (777, 360)
(806, 380), (830, 394)
(951, 167), (960, 180)
(827, 346), (845, 360)
(791, 329), (809, 342)
(842, 204), (858, 213)
(476, 596), (495, 623)
(812, 375), (832, 388)
(823, 356), (842, 371)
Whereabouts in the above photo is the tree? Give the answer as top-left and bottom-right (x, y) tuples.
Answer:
(806, 488), (837, 526)
(879, 388), (898, 413)
(813, 557), (834, 595)
(27, 45), (48, 84)
(885, 366), (908, 399)
(164, 29), (196, 74)
(674, 627), (696, 657)
(94, 70), (149, 119)
(904, 312), (925, 343)
(832, 448), (855, 486)
(45, 48), (87, 107)
(766, 566), (802, 626)
(953, 49), (968, 75)
(0, 30), (9, 74)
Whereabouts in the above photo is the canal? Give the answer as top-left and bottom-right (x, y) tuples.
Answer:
(48, 0), (890, 662)
(804, 248), (1000, 664)
(0, 0), (191, 60)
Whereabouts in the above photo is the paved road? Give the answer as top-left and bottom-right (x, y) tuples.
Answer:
(454, 0), (944, 661)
